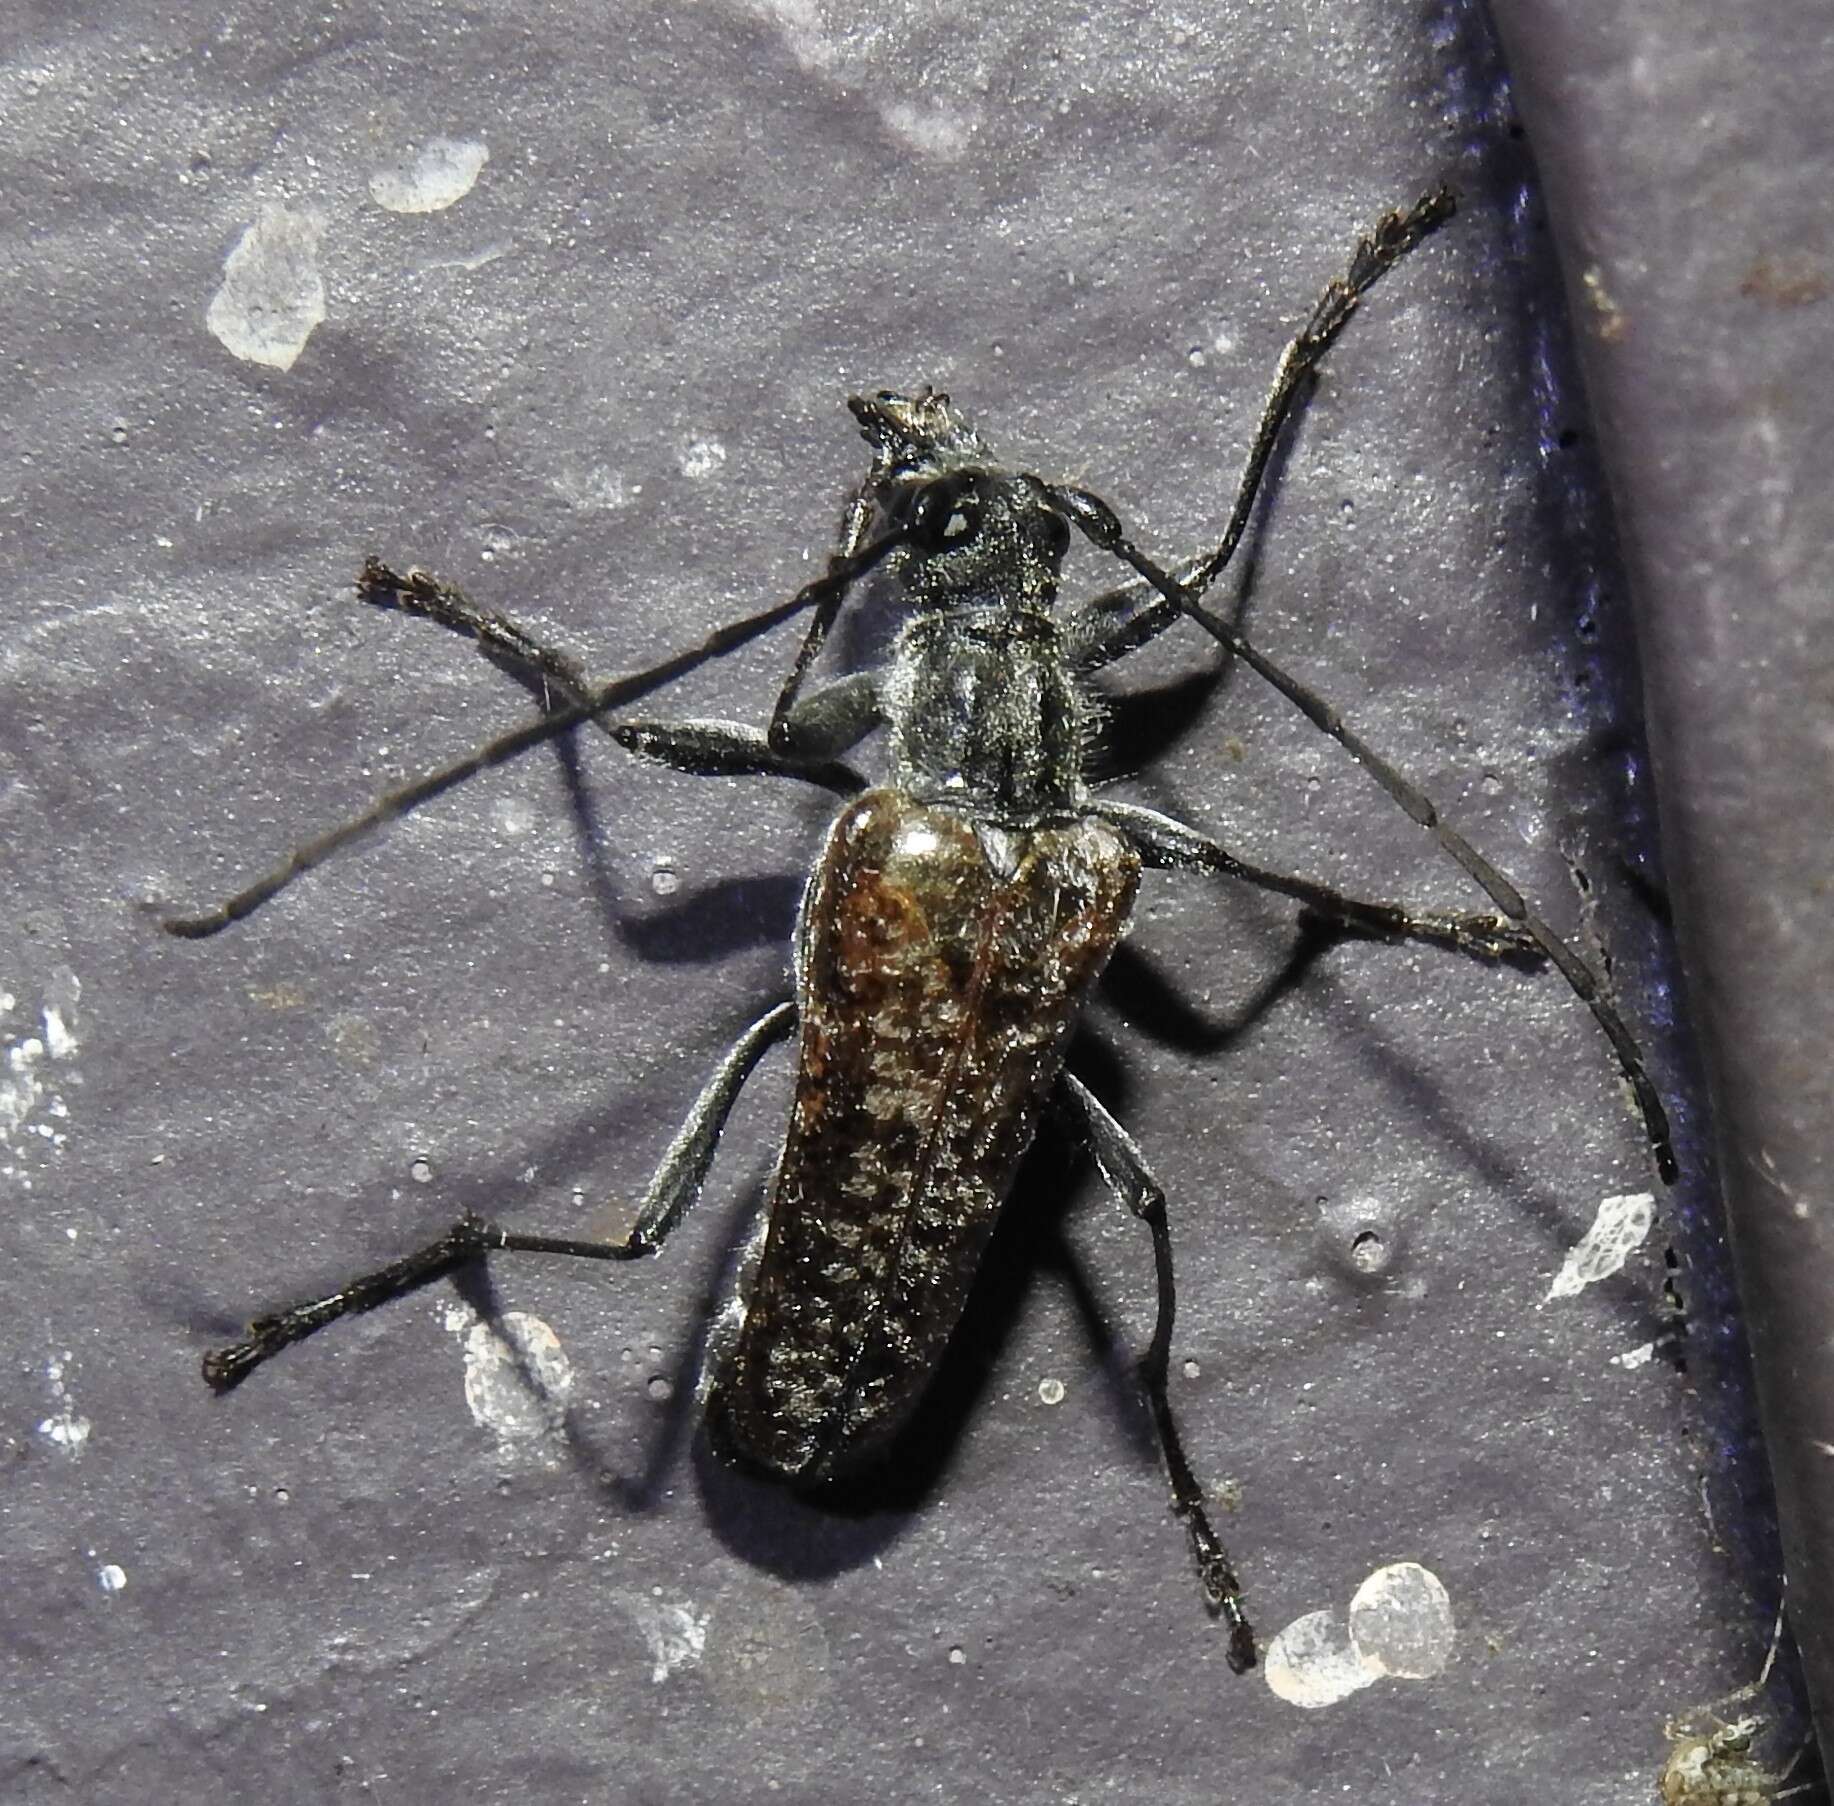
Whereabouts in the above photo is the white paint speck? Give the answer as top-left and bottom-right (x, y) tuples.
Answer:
(41, 1005), (76, 1060)
(37, 1351), (91, 1457)
(678, 439), (727, 480)
(441, 1303), (574, 1464)
(1612, 1339), (1660, 1370)
(1545, 1191), (1656, 1301)
(1, 1037), (46, 1138)
(751, 0), (838, 71)
(97, 1563), (127, 1595)
(493, 797), (536, 838)
(3, 977), (79, 1190)
(553, 463), (637, 512)
(368, 137), (489, 213)
(206, 205), (326, 371)
(880, 100), (977, 159)
(618, 1592), (710, 1684)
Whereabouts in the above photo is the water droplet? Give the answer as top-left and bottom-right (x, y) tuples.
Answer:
(1348, 1562), (1456, 1679)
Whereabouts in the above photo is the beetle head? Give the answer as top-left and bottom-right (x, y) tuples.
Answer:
(848, 389), (1072, 608)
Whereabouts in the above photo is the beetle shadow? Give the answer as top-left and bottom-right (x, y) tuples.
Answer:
(1098, 914), (1357, 1058)
(680, 1111), (1160, 1585)
(1107, 906), (1679, 1344)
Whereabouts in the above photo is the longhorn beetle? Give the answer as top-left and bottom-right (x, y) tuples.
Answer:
(162, 189), (1673, 1675)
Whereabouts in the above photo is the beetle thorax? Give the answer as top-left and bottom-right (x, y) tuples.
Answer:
(881, 605), (1089, 822)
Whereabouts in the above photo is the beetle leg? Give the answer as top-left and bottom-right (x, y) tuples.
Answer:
(613, 673), (882, 794)
(360, 558), (884, 784)
(200, 1001), (796, 1390)
(1093, 797), (1547, 963)
(1056, 1072), (1257, 1675)
(1061, 191), (1457, 672)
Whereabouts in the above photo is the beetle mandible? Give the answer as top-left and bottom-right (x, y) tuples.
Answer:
(162, 189), (1672, 1676)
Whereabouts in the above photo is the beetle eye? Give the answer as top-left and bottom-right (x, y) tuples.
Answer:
(906, 475), (982, 553)
(1037, 506), (1071, 560)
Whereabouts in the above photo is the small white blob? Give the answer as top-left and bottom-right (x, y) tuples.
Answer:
(1, 975), (79, 1187)
(493, 797), (536, 838)
(368, 136), (489, 214)
(206, 205), (327, 371)
(36, 1351), (90, 1457)
(441, 1304), (573, 1463)
(1264, 1609), (1376, 1709)
(880, 100), (976, 159)
(1037, 1377), (1065, 1406)
(41, 1005), (77, 1060)
(97, 1563), (127, 1595)
(1, 1035), (46, 1140)
(553, 462), (636, 512)
(753, 0), (839, 72)
(36, 1408), (89, 1454)
(1347, 1562), (1456, 1679)
(618, 1592), (710, 1684)
(1545, 1191), (1657, 1301)
(678, 439), (727, 480)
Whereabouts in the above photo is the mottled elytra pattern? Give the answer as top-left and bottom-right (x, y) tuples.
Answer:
(715, 790), (1139, 1479)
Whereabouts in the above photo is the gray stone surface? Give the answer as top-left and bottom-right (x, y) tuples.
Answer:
(0, 0), (1809, 1799)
